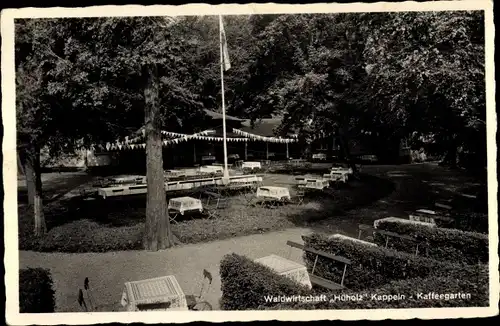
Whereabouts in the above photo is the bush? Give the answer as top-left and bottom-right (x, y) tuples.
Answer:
(219, 251), (489, 310)
(447, 212), (489, 234)
(301, 233), (479, 291)
(219, 253), (311, 310)
(373, 217), (488, 265)
(19, 268), (56, 313)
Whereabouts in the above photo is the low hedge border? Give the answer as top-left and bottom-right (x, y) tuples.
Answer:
(444, 212), (489, 234)
(373, 217), (488, 265)
(19, 268), (56, 313)
(301, 233), (483, 291)
(219, 252), (489, 310)
(220, 253), (311, 310)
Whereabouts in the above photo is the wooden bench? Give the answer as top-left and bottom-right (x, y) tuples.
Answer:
(286, 241), (351, 291)
(358, 224), (425, 255)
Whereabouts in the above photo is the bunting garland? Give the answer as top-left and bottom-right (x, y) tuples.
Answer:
(232, 128), (298, 143)
(104, 129), (249, 151)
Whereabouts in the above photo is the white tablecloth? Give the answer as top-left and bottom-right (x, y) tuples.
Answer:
(312, 153), (327, 160)
(409, 209), (438, 224)
(256, 186), (291, 200)
(199, 165), (224, 174)
(121, 275), (188, 311)
(242, 161), (262, 169)
(168, 197), (203, 214)
(108, 175), (145, 184)
(298, 178), (330, 190)
(331, 167), (353, 174)
(255, 254), (312, 289)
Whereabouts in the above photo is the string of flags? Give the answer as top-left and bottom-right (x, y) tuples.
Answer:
(232, 129), (298, 143)
(104, 129), (250, 151)
(103, 127), (335, 151)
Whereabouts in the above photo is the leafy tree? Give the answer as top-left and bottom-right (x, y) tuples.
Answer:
(364, 10), (485, 167)
(15, 17), (203, 248)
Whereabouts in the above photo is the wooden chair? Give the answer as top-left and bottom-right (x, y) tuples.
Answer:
(204, 197), (230, 219)
(286, 241), (351, 290)
(358, 224), (426, 256)
(291, 189), (305, 206)
(185, 269), (213, 311)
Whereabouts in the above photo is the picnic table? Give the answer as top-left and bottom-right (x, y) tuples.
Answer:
(120, 275), (188, 311)
(242, 161), (262, 170)
(255, 254), (312, 289)
(168, 196), (203, 223)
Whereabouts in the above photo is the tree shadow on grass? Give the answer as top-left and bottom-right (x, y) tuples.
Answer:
(286, 173), (396, 229)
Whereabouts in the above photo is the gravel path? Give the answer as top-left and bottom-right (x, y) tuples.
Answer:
(19, 227), (313, 312)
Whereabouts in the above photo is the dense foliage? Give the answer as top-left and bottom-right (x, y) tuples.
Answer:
(17, 11), (485, 166)
(300, 233), (485, 290)
(19, 268), (56, 313)
(219, 251), (489, 310)
(373, 217), (488, 265)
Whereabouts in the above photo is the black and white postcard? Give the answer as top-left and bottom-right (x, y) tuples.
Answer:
(2, 1), (498, 324)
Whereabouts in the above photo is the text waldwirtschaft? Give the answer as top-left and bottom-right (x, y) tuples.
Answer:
(263, 295), (328, 303)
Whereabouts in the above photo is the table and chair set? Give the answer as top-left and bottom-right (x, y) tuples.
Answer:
(78, 270), (214, 312)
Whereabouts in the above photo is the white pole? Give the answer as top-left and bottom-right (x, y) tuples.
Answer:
(219, 15), (229, 181)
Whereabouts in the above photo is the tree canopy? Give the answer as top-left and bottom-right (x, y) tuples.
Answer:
(16, 11), (486, 167)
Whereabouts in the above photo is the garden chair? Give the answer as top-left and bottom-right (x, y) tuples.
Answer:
(185, 269), (213, 310)
(204, 197), (230, 219)
(290, 189), (305, 206)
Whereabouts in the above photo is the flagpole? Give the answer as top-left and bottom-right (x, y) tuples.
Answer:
(219, 15), (229, 181)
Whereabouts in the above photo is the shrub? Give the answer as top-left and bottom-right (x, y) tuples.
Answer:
(373, 217), (488, 265)
(301, 233), (478, 291)
(19, 268), (56, 313)
(219, 251), (489, 310)
(446, 212), (488, 234)
(219, 253), (311, 310)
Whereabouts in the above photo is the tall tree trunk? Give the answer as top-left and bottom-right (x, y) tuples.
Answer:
(20, 144), (46, 236)
(336, 127), (358, 174)
(143, 63), (173, 251)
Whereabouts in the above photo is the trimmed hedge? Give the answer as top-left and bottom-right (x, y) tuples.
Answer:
(219, 252), (489, 310)
(446, 212), (488, 234)
(373, 217), (488, 265)
(220, 253), (311, 310)
(19, 268), (56, 313)
(301, 234), (480, 291)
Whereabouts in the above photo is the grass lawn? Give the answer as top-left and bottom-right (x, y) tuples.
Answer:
(18, 163), (488, 253)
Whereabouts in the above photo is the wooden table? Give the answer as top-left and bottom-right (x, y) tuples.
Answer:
(328, 170), (349, 182)
(296, 177), (330, 190)
(107, 175), (145, 184)
(120, 275), (188, 311)
(242, 161), (262, 170)
(409, 209), (453, 225)
(312, 153), (327, 161)
(255, 254), (312, 289)
(168, 196), (203, 223)
(199, 165), (224, 174)
(256, 186), (291, 208)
